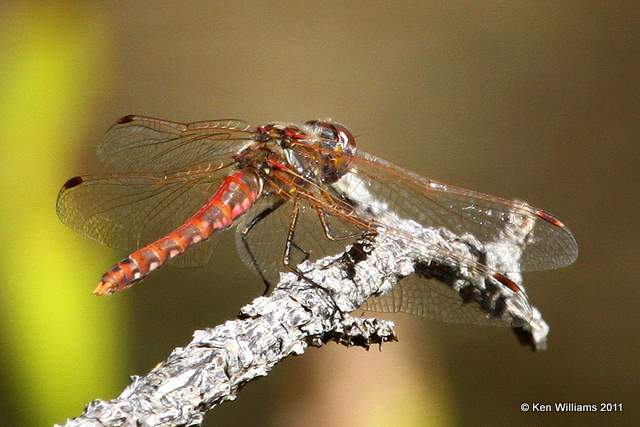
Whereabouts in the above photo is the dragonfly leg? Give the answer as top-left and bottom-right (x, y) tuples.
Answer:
(240, 198), (286, 295)
(291, 241), (310, 264)
(283, 198), (300, 266)
(315, 207), (361, 241)
(282, 198), (312, 267)
(314, 206), (369, 273)
(283, 198), (344, 318)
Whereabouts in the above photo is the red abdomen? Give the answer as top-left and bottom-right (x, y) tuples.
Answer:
(94, 169), (262, 295)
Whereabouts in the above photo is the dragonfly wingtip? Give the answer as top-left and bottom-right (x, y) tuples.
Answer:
(116, 114), (136, 124)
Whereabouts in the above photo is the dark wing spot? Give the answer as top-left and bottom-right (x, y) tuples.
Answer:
(61, 176), (84, 191)
(492, 272), (522, 293)
(535, 209), (565, 228)
(116, 115), (135, 124)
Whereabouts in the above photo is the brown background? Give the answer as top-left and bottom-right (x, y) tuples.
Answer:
(1, 1), (638, 426)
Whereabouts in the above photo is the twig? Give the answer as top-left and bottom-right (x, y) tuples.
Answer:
(59, 177), (548, 427)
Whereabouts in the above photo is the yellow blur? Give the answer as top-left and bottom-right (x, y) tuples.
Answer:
(0, 5), (127, 425)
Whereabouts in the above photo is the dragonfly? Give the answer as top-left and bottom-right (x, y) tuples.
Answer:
(57, 116), (578, 326)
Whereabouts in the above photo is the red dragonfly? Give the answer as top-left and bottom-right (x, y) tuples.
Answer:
(57, 116), (577, 325)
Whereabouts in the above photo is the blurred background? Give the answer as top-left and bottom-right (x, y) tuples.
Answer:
(0, 1), (638, 426)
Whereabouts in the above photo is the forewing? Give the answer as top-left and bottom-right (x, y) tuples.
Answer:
(343, 151), (578, 272)
(98, 115), (256, 173)
(57, 167), (232, 266)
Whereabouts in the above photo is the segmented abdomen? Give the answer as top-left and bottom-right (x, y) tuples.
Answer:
(94, 169), (262, 295)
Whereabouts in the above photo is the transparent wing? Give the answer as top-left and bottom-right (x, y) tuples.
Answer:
(236, 190), (528, 326)
(360, 273), (530, 327)
(342, 151), (578, 272)
(98, 115), (257, 173)
(169, 233), (221, 268)
(235, 167), (532, 326)
(56, 166), (233, 267)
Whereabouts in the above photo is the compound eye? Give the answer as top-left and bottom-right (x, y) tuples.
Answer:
(305, 120), (356, 153)
(318, 124), (337, 142)
(320, 126), (337, 141)
(332, 123), (356, 154)
(305, 120), (337, 143)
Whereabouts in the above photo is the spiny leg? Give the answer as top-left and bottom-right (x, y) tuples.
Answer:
(315, 206), (365, 271)
(283, 197), (302, 269)
(316, 207), (359, 241)
(240, 198), (286, 295)
(283, 198), (343, 317)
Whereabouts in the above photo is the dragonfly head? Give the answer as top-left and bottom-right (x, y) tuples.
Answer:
(301, 119), (357, 183)
(258, 120), (357, 184)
